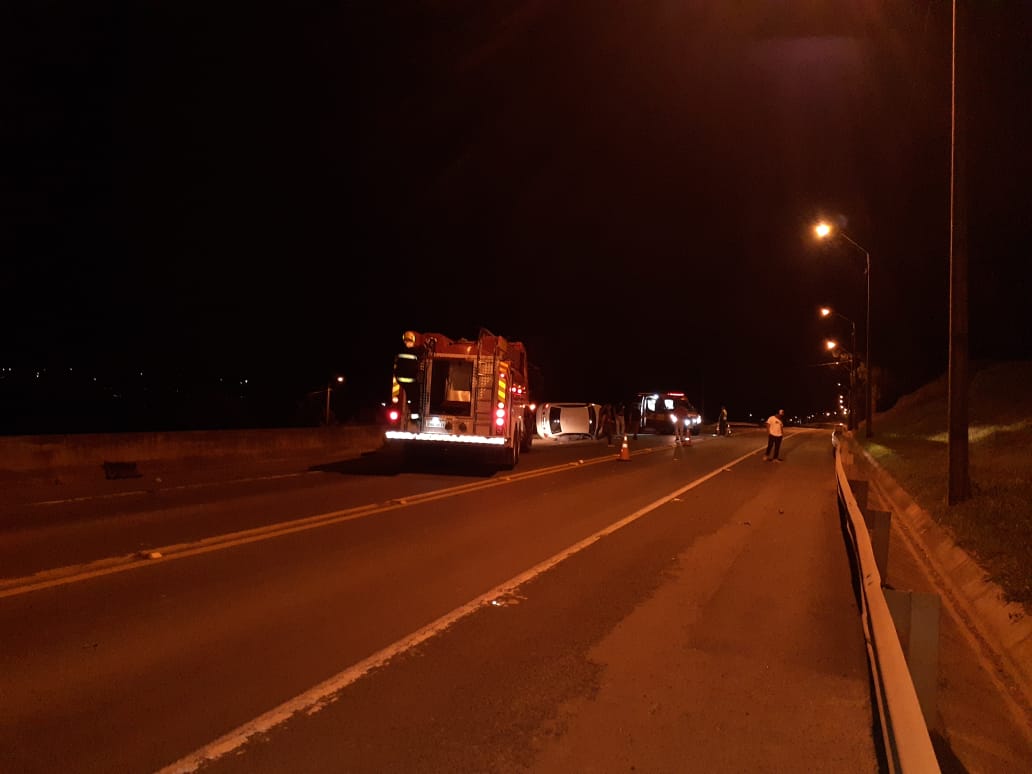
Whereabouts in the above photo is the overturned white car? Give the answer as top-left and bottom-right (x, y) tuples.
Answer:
(535, 402), (602, 440)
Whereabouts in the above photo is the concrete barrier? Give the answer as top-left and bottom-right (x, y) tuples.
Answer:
(0, 425), (387, 478)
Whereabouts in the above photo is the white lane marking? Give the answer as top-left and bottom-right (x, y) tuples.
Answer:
(28, 472), (311, 506)
(157, 446), (761, 773)
(31, 489), (150, 505)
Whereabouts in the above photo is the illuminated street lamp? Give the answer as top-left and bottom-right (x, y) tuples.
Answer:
(326, 375), (345, 426)
(815, 221), (873, 438)
(820, 306), (858, 431)
(823, 340), (855, 424)
(824, 339), (854, 362)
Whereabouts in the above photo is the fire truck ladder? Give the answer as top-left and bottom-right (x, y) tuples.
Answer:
(417, 336), (436, 427)
(474, 334), (502, 436)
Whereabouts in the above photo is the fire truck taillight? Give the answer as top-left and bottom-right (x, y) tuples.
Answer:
(388, 409), (400, 424)
(495, 404), (506, 428)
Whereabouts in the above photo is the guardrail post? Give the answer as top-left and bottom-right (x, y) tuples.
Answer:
(848, 472), (887, 577)
(848, 478), (869, 514)
(885, 589), (941, 729)
(866, 508), (891, 579)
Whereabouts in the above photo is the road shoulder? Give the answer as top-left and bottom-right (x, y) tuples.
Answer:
(840, 435), (1032, 771)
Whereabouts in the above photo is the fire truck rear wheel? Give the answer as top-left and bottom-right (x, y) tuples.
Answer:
(520, 422), (533, 452)
(505, 429), (521, 469)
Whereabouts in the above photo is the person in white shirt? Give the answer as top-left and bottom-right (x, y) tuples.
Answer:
(673, 403), (689, 443)
(764, 409), (785, 461)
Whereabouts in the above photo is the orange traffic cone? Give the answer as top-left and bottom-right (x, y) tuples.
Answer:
(618, 435), (631, 461)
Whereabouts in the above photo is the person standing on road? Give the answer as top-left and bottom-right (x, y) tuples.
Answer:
(598, 403), (614, 445)
(614, 401), (626, 438)
(673, 402), (689, 444)
(718, 405), (729, 436)
(764, 409), (785, 461)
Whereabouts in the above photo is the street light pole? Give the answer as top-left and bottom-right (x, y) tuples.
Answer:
(837, 232), (873, 439)
(823, 339), (855, 425)
(817, 225), (873, 438)
(821, 307), (854, 431)
(325, 375), (344, 426)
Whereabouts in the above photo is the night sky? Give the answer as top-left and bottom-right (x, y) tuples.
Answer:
(5, 2), (1031, 431)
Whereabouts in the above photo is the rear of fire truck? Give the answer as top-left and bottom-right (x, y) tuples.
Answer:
(384, 329), (533, 469)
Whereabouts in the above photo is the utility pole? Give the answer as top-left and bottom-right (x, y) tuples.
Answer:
(948, 0), (971, 503)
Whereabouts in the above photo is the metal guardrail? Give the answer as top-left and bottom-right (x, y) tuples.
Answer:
(834, 443), (940, 773)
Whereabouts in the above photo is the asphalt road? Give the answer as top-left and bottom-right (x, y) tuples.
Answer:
(2, 428), (878, 773)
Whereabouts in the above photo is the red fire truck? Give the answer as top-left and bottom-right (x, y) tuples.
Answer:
(384, 329), (534, 468)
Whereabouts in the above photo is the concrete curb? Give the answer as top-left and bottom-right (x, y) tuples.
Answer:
(841, 435), (1032, 727)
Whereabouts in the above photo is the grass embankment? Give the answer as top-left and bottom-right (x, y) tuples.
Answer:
(858, 360), (1032, 614)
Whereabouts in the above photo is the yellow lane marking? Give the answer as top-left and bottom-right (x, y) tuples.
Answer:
(0, 453), (634, 599)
